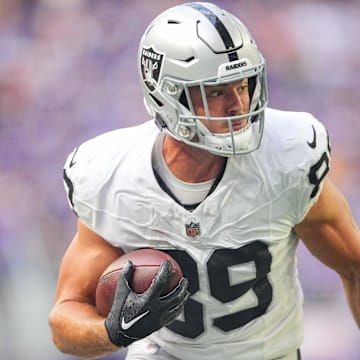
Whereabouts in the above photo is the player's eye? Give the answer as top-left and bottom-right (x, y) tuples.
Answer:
(236, 85), (248, 93)
(207, 89), (224, 98)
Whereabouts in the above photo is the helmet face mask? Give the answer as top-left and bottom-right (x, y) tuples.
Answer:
(138, 2), (268, 156)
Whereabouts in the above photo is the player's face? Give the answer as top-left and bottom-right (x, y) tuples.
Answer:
(189, 79), (250, 134)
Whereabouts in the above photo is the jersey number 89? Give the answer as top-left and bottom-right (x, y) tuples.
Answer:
(163, 241), (272, 339)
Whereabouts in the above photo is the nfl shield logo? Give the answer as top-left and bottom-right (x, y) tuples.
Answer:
(185, 222), (201, 237)
(140, 46), (165, 92)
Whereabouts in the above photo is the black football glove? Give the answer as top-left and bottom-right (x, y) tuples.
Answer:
(104, 259), (189, 347)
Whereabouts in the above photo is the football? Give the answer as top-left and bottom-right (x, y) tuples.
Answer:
(95, 248), (183, 316)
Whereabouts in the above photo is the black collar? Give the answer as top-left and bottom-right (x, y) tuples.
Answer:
(153, 159), (227, 211)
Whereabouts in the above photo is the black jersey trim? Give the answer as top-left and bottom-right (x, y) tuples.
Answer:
(63, 168), (77, 216)
(152, 159), (227, 212)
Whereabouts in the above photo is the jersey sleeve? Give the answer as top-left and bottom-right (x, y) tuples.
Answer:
(289, 115), (331, 224)
(62, 131), (121, 227)
(63, 144), (95, 222)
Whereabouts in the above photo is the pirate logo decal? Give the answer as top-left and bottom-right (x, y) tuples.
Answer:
(140, 46), (165, 92)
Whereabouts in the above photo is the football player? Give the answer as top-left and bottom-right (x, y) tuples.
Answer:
(49, 2), (360, 360)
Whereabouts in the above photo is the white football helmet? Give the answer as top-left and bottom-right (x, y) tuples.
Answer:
(138, 2), (268, 156)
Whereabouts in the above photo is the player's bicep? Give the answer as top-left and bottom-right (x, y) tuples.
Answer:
(54, 220), (124, 306)
(295, 179), (360, 275)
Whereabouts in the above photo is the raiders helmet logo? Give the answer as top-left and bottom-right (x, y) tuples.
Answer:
(140, 46), (165, 92)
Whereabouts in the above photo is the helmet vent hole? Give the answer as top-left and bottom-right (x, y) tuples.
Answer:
(183, 56), (195, 63)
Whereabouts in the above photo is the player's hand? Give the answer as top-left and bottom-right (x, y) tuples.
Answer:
(104, 260), (190, 347)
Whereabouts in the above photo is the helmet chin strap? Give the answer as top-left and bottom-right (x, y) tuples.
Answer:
(195, 120), (254, 155)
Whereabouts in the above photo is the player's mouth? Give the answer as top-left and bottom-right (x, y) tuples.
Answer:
(231, 119), (249, 132)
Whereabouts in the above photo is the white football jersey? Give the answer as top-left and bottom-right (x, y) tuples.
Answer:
(63, 108), (331, 360)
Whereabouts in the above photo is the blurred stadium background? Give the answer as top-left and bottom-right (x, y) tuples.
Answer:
(0, 0), (359, 359)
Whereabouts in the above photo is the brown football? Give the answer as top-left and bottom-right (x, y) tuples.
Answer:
(95, 248), (183, 316)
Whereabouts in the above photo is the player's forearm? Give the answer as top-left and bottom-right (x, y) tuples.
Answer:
(48, 300), (121, 358)
(341, 269), (360, 329)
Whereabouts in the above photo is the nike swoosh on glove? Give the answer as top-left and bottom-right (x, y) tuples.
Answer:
(104, 259), (190, 347)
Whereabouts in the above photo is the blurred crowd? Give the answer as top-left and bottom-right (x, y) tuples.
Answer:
(0, 0), (359, 359)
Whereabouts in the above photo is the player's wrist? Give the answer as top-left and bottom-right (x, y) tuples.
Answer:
(104, 318), (137, 347)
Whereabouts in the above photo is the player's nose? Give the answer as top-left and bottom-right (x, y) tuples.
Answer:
(225, 89), (247, 117)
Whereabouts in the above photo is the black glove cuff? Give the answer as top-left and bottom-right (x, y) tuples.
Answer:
(104, 319), (138, 347)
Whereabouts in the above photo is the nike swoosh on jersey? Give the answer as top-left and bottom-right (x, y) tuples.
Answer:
(69, 147), (79, 167)
(307, 125), (317, 149)
(121, 310), (150, 330)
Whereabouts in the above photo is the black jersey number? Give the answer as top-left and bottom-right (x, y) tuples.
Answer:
(308, 152), (330, 198)
(163, 241), (272, 339)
